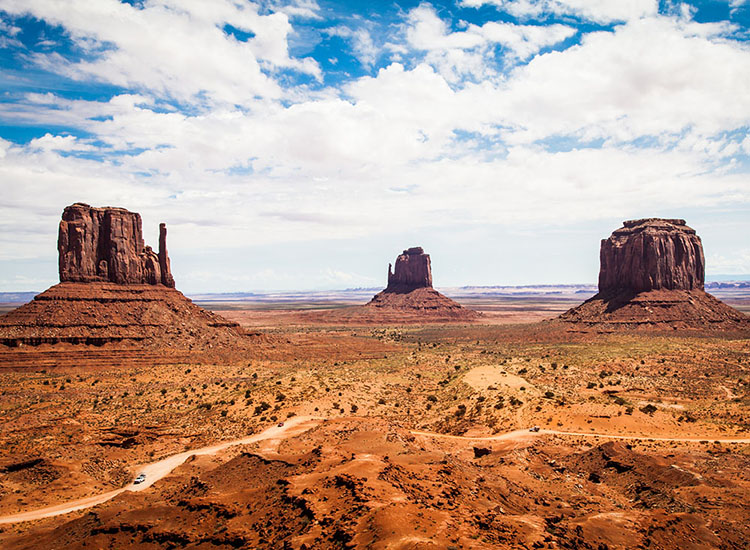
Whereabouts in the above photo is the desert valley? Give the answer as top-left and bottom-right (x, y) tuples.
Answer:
(0, 205), (747, 550)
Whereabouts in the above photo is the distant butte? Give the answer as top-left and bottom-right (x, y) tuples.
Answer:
(385, 247), (432, 291)
(0, 203), (255, 349)
(560, 218), (748, 329)
(365, 247), (479, 320)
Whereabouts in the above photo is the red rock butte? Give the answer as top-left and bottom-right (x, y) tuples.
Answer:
(59, 203), (175, 287)
(386, 247), (432, 291)
(365, 247), (479, 321)
(560, 218), (748, 329)
(598, 218), (704, 293)
(0, 204), (254, 350)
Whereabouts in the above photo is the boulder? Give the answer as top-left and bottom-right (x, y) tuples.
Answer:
(58, 203), (175, 287)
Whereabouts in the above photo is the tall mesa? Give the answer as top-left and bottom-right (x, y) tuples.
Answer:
(58, 202), (175, 287)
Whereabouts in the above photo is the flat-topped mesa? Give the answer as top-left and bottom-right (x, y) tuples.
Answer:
(598, 218), (705, 293)
(58, 203), (175, 287)
(559, 217), (748, 329)
(386, 247), (432, 291)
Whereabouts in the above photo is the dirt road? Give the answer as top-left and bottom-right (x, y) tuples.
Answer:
(0, 416), (322, 525)
(2, 417), (748, 525)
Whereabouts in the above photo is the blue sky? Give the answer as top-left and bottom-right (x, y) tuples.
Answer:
(1, 0), (749, 292)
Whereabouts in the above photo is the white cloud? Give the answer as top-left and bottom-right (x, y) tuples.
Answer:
(27, 133), (95, 152)
(1, 3), (750, 289)
(403, 4), (575, 82)
(0, 0), (320, 104)
(460, 0), (658, 23)
(270, 0), (322, 20)
(706, 249), (750, 274)
(486, 16), (750, 144)
(326, 26), (379, 68)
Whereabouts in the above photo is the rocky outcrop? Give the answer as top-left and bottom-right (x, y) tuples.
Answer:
(363, 247), (479, 321)
(0, 203), (263, 350)
(386, 247), (432, 291)
(0, 282), (246, 348)
(158, 223), (175, 288)
(560, 218), (748, 330)
(58, 203), (175, 287)
(598, 219), (704, 293)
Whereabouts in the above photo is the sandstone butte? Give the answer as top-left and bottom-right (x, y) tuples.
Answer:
(559, 218), (749, 329)
(58, 203), (176, 287)
(365, 247), (479, 320)
(0, 203), (252, 350)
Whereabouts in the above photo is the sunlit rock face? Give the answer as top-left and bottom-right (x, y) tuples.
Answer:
(385, 247), (433, 292)
(559, 218), (747, 329)
(58, 203), (175, 288)
(598, 218), (705, 293)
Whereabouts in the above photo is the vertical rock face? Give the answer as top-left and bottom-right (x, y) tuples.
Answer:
(386, 247), (432, 291)
(598, 218), (705, 293)
(158, 223), (175, 288)
(58, 203), (175, 287)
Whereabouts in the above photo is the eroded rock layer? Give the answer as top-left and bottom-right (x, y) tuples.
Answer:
(560, 289), (748, 330)
(58, 203), (175, 287)
(599, 218), (704, 293)
(560, 219), (747, 330)
(0, 282), (245, 348)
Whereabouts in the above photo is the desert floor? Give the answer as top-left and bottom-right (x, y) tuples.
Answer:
(0, 293), (748, 549)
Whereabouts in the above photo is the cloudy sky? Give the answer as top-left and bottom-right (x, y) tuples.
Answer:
(1, 0), (749, 293)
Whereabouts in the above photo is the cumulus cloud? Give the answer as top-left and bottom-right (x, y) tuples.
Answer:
(460, 0), (658, 23)
(0, 0), (320, 104)
(325, 26), (380, 69)
(270, 0), (322, 20)
(0, 1), (749, 290)
(491, 16), (750, 144)
(404, 4), (575, 80)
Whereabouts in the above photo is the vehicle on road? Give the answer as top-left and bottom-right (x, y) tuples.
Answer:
(529, 426), (540, 433)
(133, 473), (146, 484)
(277, 422), (284, 427)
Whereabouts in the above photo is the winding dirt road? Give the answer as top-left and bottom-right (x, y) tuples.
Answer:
(0, 415), (322, 526)
(2, 417), (748, 526)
